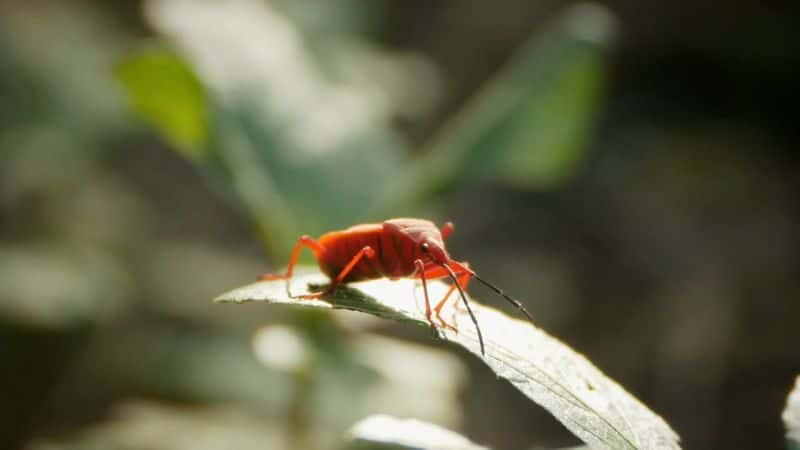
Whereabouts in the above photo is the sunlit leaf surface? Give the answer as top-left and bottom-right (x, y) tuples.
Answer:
(345, 414), (488, 450)
(216, 269), (681, 450)
(784, 376), (800, 450)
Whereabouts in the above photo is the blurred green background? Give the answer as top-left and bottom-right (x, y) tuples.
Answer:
(2, 0), (798, 449)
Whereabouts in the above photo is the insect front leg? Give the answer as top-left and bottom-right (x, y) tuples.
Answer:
(414, 259), (445, 338)
(409, 265), (456, 331)
(414, 260), (433, 325)
(416, 265), (470, 331)
(434, 270), (472, 323)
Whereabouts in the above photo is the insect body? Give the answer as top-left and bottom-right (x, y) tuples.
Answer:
(260, 218), (534, 356)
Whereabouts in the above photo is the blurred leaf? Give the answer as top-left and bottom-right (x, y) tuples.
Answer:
(344, 333), (467, 428)
(343, 414), (488, 450)
(26, 401), (288, 450)
(137, 0), (409, 257)
(81, 326), (292, 410)
(46, 322), (465, 449)
(216, 269), (681, 450)
(0, 2), (129, 139)
(495, 4), (615, 187)
(116, 47), (208, 157)
(384, 4), (615, 211)
(0, 245), (128, 329)
(785, 376), (800, 450)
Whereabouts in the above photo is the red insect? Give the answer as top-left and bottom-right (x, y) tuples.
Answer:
(260, 218), (534, 355)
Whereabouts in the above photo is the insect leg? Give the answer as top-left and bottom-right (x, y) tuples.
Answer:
(433, 270), (472, 328)
(259, 235), (325, 298)
(331, 246), (376, 287)
(414, 259), (439, 334)
(412, 265), (463, 330)
(301, 246), (376, 299)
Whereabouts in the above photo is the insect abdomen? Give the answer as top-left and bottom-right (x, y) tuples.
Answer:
(317, 228), (384, 282)
(317, 225), (416, 282)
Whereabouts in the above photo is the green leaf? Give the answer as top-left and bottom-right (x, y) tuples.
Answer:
(216, 269), (681, 450)
(384, 4), (615, 211)
(344, 414), (488, 450)
(491, 4), (615, 188)
(116, 47), (208, 157)
(139, 0), (410, 256)
(784, 376), (800, 450)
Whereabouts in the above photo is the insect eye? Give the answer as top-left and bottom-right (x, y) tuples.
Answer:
(421, 242), (429, 252)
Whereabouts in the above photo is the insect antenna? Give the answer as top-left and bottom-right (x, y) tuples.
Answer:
(471, 274), (535, 324)
(440, 263), (485, 356)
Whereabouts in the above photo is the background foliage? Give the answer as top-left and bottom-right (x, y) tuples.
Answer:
(2, 0), (799, 449)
